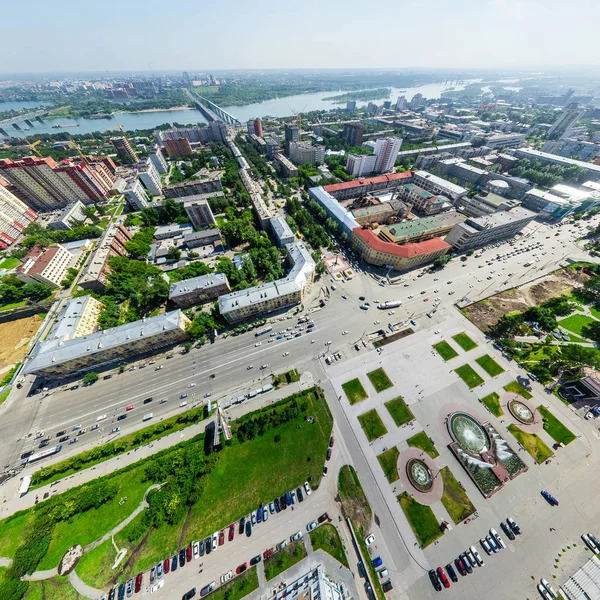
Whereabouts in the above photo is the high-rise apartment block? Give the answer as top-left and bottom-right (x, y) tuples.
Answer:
(136, 158), (162, 196)
(0, 184), (37, 248)
(0, 156), (114, 211)
(396, 96), (407, 110)
(163, 136), (193, 157)
(343, 124), (365, 146)
(289, 142), (325, 166)
(346, 101), (356, 111)
(284, 123), (300, 153)
(111, 136), (139, 164)
(253, 118), (263, 138)
(346, 154), (377, 177)
(124, 176), (150, 210)
(374, 137), (403, 173)
(148, 145), (168, 174)
(547, 103), (585, 139)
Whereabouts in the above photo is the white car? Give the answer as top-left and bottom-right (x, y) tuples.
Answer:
(304, 481), (312, 495)
(307, 521), (318, 531)
(96, 414), (107, 421)
(470, 545), (485, 567)
(490, 528), (506, 549)
(342, 330), (348, 335)
(290, 531), (303, 542)
(388, 311), (395, 315)
(365, 534), (375, 546)
(212, 533), (218, 551)
(220, 571), (233, 584)
(188, 382), (196, 387)
(260, 364), (268, 370)
(255, 342), (262, 347)
(193, 541), (199, 559)
(283, 352), (289, 357)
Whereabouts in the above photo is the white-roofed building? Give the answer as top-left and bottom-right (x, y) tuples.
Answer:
(168, 273), (230, 308)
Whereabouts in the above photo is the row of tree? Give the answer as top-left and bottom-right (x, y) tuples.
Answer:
(18, 222), (103, 250)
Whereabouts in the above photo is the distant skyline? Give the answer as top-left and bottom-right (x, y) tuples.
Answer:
(2, 0), (600, 74)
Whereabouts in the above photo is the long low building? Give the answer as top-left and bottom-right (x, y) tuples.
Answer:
(378, 211), (466, 245)
(25, 310), (191, 378)
(352, 228), (451, 270)
(169, 273), (230, 308)
(514, 147), (600, 179)
(219, 241), (315, 323)
(322, 171), (413, 201)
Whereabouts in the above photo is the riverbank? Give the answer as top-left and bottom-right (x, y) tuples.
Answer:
(46, 104), (195, 121)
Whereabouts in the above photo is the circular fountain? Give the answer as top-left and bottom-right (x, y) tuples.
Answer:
(406, 458), (434, 492)
(448, 412), (490, 455)
(508, 399), (535, 424)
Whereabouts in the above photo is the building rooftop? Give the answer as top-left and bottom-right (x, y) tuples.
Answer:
(309, 187), (359, 232)
(155, 224), (193, 238)
(352, 203), (395, 218)
(323, 171), (412, 194)
(17, 245), (62, 277)
(25, 310), (188, 375)
(169, 273), (227, 299)
(381, 211), (466, 239)
(515, 147), (600, 174)
(270, 215), (295, 243)
(354, 227), (451, 257)
(464, 206), (536, 230)
(45, 295), (99, 346)
(414, 170), (468, 195)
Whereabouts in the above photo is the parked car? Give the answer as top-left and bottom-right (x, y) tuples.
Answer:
(179, 548), (186, 567)
(318, 513), (329, 523)
(445, 564), (458, 583)
(229, 524), (235, 542)
(429, 570), (442, 591)
(507, 517), (521, 535)
(171, 555), (178, 572)
(182, 589), (197, 600)
(212, 533), (218, 551)
(219, 530), (225, 546)
(134, 573), (143, 593)
(205, 536), (212, 555)
(290, 531), (303, 542)
(186, 545), (192, 562)
(500, 521), (516, 541)
(250, 555), (261, 566)
(454, 558), (467, 577)
(236, 563), (248, 575)
(437, 567), (450, 589)
(239, 517), (245, 535)
(200, 582), (215, 597)
(163, 558), (170, 574)
(304, 481), (312, 495)
(246, 521), (252, 537)
(307, 521), (317, 531)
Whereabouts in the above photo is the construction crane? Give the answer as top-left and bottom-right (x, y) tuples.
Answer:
(287, 104), (308, 132)
(28, 140), (42, 157)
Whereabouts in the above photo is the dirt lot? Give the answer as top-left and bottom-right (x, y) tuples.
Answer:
(462, 267), (590, 332)
(0, 314), (43, 375)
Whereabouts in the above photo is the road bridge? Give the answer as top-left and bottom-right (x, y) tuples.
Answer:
(185, 90), (241, 125)
(0, 109), (54, 137)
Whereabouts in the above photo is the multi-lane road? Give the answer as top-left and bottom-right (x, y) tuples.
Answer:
(0, 218), (591, 474)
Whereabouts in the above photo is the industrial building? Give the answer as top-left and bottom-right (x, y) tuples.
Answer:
(24, 310), (191, 378)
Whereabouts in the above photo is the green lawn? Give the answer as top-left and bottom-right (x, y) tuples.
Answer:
(433, 341), (459, 361)
(272, 369), (300, 387)
(0, 511), (29, 559)
(342, 378), (368, 404)
(338, 465), (372, 533)
(264, 540), (307, 581)
(0, 257), (20, 270)
(537, 405), (576, 445)
(0, 300), (26, 312)
(377, 447), (400, 483)
(481, 392), (503, 417)
(358, 409), (388, 442)
(455, 364), (485, 388)
(508, 424), (554, 464)
(0, 387), (11, 406)
(309, 523), (348, 567)
(367, 368), (393, 392)
(406, 431), (439, 459)
(398, 493), (442, 548)
(384, 396), (414, 427)
(475, 354), (505, 377)
(559, 314), (596, 336)
(504, 380), (533, 400)
(440, 467), (476, 524)
(452, 332), (478, 352)
(23, 577), (81, 600)
(590, 306), (600, 320)
(205, 567), (259, 600)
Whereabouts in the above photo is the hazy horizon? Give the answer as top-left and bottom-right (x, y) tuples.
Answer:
(2, 0), (600, 74)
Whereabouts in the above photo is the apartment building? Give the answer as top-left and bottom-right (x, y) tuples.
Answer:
(163, 174), (222, 198)
(219, 241), (315, 323)
(275, 153), (299, 178)
(484, 133), (526, 149)
(320, 171), (413, 201)
(183, 228), (222, 248)
(25, 310), (191, 378)
(46, 295), (103, 343)
(412, 170), (468, 202)
(342, 124), (365, 146)
(16, 243), (72, 287)
(445, 206), (536, 250)
(289, 142), (325, 166)
(136, 158), (162, 196)
(374, 137), (403, 172)
(0, 183), (37, 248)
(47, 200), (87, 231)
(110, 136), (139, 164)
(270, 215), (295, 247)
(163, 136), (193, 157)
(148, 144), (168, 174)
(238, 167), (273, 228)
(78, 222), (132, 291)
(124, 176), (150, 210)
(396, 183), (450, 215)
(168, 273), (230, 308)
(346, 154), (377, 177)
(182, 196), (216, 228)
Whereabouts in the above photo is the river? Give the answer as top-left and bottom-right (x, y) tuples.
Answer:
(0, 80), (470, 139)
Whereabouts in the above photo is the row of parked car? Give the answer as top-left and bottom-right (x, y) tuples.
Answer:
(429, 518), (521, 591)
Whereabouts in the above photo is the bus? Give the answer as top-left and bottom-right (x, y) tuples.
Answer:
(27, 445), (62, 464)
(255, 326), (273, 337)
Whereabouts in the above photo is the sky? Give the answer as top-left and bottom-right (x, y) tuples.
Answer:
(2, 0), (600, 73)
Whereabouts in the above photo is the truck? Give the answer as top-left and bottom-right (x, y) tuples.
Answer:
(380, 300), (402, 309)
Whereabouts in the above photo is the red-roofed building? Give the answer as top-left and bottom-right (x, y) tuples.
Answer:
(323, 172), (413, 200)
(351, 227), (450, 270)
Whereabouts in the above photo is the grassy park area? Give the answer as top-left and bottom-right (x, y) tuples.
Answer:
(342, 378), (368, 404)
(358, 409), (388, 442)
(538, 405), (576, 445)
(475, 354), (505, 377)
(309, 524), (348, 567)
(433, 341), (459, 361)
(504, 380), (533, 399)
(398, 493), (442, 548)
(481, 392), (503, 417)
(377, 447), (400, 483)
(407, 431), (439, 459)
(455, 364), (485, 388)
(440, 467), (476, 524)
(508, 424), (554, 463)
(367, 368), (393, 392)
(452, 332), (478, 351)
(559, 314), (596, 336)
(384, 396), (414, 426)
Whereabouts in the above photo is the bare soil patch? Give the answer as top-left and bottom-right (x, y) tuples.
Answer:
(0, 314), (43, 373)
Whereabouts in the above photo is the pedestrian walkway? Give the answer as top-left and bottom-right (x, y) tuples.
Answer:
(69, 569), (101, 599)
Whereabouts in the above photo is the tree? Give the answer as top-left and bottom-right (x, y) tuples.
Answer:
(432, 255), (451, 270)
(582, 321), (600, 344)
(22, 282), (53, 302)
(470, 136), (487, 148)
(82, 372), (99, 385)
(125, 227), (155, 259)
(167, 246), (182, 261)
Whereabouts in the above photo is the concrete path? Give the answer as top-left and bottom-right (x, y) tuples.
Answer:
(0, 557), (12, 567)
(23, 567), (58, 581)
(69, 569), (102, 599)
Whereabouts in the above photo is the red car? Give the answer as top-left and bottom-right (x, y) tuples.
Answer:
(263, 548), (274, 560)
(228, 524), (235, 542)
(219, 530), (225, 546)
(437, 567), (450, 589)
(329, 436), (335, 448)
(423, 298), (429, 302)
(126, 404), (135, 411)
(134, 573), (143, 593)
(236, 563), (248, 575)
(186, 545), (193, 562)
(318, 513), (329, 524)
(163, 558), (170, 574)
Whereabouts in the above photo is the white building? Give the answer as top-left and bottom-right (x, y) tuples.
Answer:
(413, 170), (468, 202)
(16, 243), (72, 287)
(47, 200), (87, 231)
(485, 133), (526, 149)
(124, 177), (150, 210)
(148, 145), (168, 175)
(137, 158), (162, 196)
(374, 137), (403, 172)
(270, 215), (295, 247)
(345, 154), (377, 177)
(289, 142), (325, 165)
